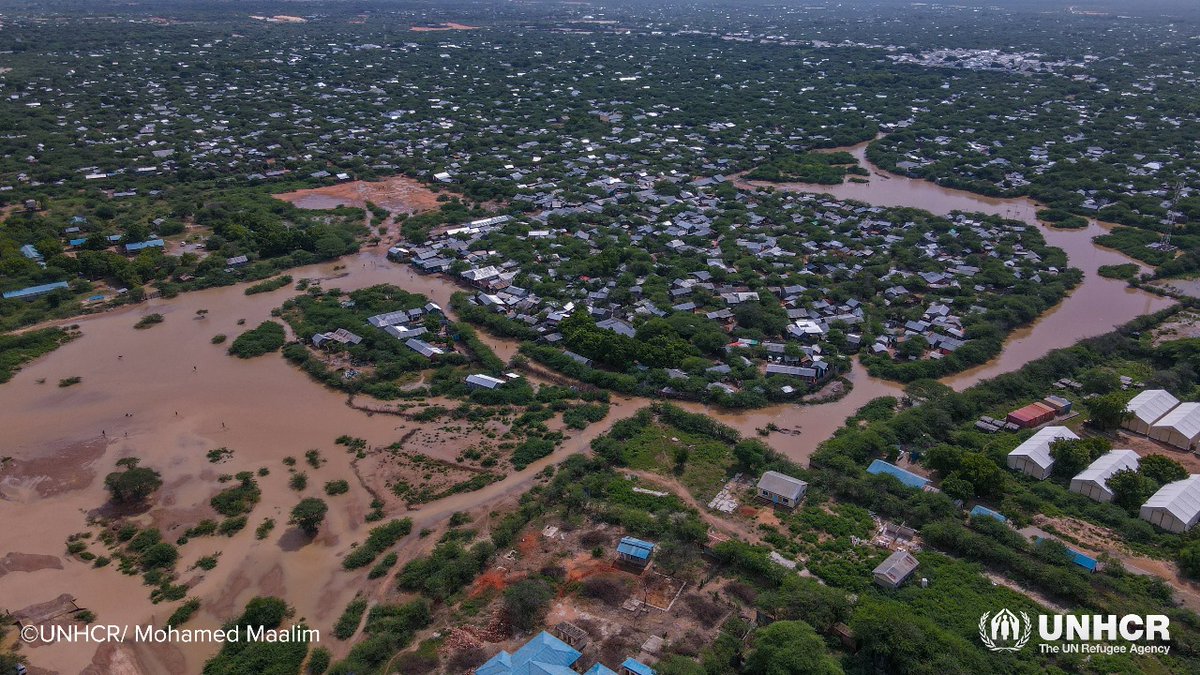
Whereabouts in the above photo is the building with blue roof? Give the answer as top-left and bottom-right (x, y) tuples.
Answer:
(1034, 537), (1098, 572)
(616, 537), (656, 567)
(620, 657), (656, 675)
(3, 281), (70, 300)
(476, 631), (581, 675)
(69, 237), (88, 247)
(969, 505), (1007, 523)
(583, 664), (619, 675)
(125, 239), (165, 253)
(866, 459), (930, 490)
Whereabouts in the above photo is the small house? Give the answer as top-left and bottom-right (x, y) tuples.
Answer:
(873, 550), (919, 590)
(756, 470), (807, 508)
(616, 536), (655, 568)
(466, 374), (506, 390)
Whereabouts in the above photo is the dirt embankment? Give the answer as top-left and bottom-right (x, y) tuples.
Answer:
(274, 175), (441, 214)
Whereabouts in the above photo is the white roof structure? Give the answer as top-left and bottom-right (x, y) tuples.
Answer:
(1150, 402), (1200, 450)
(466, 373), (505, 390)
(1124, 389), (1179, 429)
(1070, 450), (1140, 502)
(756, 471), (807, 502)
(1007, 426), (1079, 480)
(1140, 475), (1200, 533)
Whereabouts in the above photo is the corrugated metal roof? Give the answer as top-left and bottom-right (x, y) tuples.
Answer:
(1126, 389), (1180, 425)
(616, 536), (655, 560)
(1151, 402), (1200, 441)
(866, 459), (929, 489)
(756, 471), (807, 500)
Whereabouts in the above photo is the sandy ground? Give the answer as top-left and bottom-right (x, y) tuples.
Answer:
(410, 23), (479, 32)
(274, 175), (441, 214)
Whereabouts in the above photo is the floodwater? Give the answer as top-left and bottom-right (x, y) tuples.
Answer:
(735, 139), (1175, 390)
(0, 141), (1176, 673)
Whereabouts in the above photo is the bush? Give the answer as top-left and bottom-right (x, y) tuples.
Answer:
(228, 321), (286, 358)
(343, 519), (413, 569)
(104, 461), (163, 504)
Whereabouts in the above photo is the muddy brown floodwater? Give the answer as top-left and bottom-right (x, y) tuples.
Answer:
(0, 145), (1175, 673)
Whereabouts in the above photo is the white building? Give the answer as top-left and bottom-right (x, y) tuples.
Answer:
(1123, 389), (1180, 435)
(1140, 475), (1200, 533)
(1149, 402), (1200, 451)
(1070, 450), (1140, 502)
(1006, 426), (1080, 480)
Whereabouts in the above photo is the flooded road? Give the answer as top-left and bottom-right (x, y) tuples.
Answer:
(735, 139), (1175, 390)
(0, 143), (1176, 672)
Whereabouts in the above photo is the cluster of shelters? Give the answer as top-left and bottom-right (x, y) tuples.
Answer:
(1123, 389), (1200, 451)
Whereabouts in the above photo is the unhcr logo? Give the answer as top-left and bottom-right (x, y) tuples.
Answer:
(979, 609), (1032, 652)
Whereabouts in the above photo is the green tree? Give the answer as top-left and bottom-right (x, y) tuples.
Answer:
(1109, 469), (1158, 513)
(1086, 392), (1130, 431)
(503, 579), (554, 632)
(290, 498), (328, 536)
(104, 460), (163, 504)
(1140, 454), (1187, 486)
(744, 620), (842, 675)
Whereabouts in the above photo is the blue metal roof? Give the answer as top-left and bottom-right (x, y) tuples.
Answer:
(476, 631), (582, 675)
(617, 536), (656, 561)
(3, 281), (70, 300)
(583, 664), (619, 675)
(970, 505), (1007, 523)
(866, 459), (930, 490)
(125, 239), (165, 252)
(1034, 537), (1098, 572)
(621, 657), (656, 675)
(69, 238), (88, 247)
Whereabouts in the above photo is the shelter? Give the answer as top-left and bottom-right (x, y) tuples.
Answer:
(1149, 402), (1200, 451)
(1006, 426), (1079, 480)
(756, 470), (807, 508)
(866, 459), (929, 490)
(873, 550), (919, 589)
(616, 536), (655, 568)
(1140, 475), (1200, 533)
(1070, 450), (1140, 502)
(1123, 389), (1180, 435)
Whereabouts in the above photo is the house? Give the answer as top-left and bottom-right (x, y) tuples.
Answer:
(466, 373), (506, 390)
(619, 658), (655, 675)
(873, 550), (919, 589)
(866, 459), (930, 490)
(1006, 402), (1055, 429)
(311, 328), (363, 347)
(1070, 450), (1140, 502)
(969, 505), (1007, 523)
(1006, 426), (1079, 480)
(1148, 402), (1200, 451)
(476, 631), (581, 675)
(616, 536), (655, 568)
(2, 281), (70, 300)
(226, 255), (249, 268)
(124, 238), (165, 254)
(1123, 389), (1180, 435)
(756, 471), (807, 508)
(1140, 475), (1200, 533)
(405, 338), (444, 359)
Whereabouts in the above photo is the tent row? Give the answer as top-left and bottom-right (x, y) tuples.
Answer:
(1123, 389), (1200, 451)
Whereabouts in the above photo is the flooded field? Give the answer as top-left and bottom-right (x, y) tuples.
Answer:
(0, 145), (1179, 672)
(273, 175), (442, 214)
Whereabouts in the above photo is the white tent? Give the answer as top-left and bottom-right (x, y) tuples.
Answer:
(1149, 402), (1200, 451)
(1007, 426), (1079, 480)
(1070, 449), (1140, 502)
(1123, 389), (1179, 435)
(1140, 475), (1200, 533)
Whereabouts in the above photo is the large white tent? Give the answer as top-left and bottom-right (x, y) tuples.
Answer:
(1140, 475), (1200, 533)
(1149, 402), (1200, 451)
(1007, 426), (1079, 480)
(1123, 389), (1180, 435)
(1069, 449), (1140, 502)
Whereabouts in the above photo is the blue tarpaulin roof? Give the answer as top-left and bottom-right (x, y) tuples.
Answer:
(970, 505), (1007, 523)
(621, 657), (656, 675)
(476, 631), (582, 675)
(866, 459), (930, 490)
(616, 536), (655, 561)
(1035, 537), (1098, 572)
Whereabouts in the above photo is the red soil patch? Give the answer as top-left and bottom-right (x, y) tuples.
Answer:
(274, 175), (440, 214)
(737, 506), (759, 518)
(517, 533), (539, 556)
(564, 555), (615, 583)
(470, 568), (512, 598)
